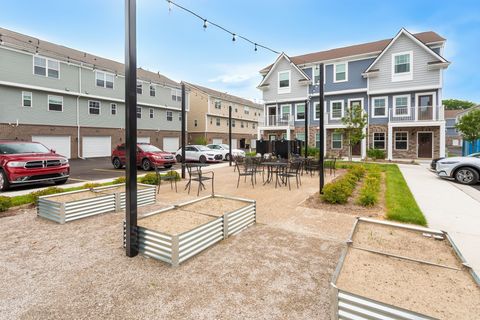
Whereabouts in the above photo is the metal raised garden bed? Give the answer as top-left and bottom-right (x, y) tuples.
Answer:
(38, 183), (156, 224)
(330, 217), (480, 320)
(123, 194), (256, 267)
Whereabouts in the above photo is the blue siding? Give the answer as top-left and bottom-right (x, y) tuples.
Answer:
(463, 140), (480, 156)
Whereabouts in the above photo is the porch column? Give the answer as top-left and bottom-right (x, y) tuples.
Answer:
(361, 126), (367, 159)
(439, 122), (446, 157)
(286, 128), (291, 140)
(387, 125), (393, 160)
(257, 128), (261, 140)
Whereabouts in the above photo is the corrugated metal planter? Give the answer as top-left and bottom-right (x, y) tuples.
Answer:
(38, 183), (156, 224)
(124, 194), (256, 267)
(330, 218), (480, 320)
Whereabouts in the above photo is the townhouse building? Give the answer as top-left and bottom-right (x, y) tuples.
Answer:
(257, 29), (449, 160)
(0, 27), (187, 159)
(185, 82), (263, 149)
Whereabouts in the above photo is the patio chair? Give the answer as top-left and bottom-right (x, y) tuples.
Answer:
(276, 161), (302, 190)
(185, 165), (215, 196)
(305, 158), (320, 176)
(233, 155), (244, 172)
(155, 166), (178, 194)
(235, 159), (256, 188)
(324, 157), (337, 176)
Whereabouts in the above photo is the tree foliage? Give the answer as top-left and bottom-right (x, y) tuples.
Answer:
(455, 109), (480, 142)
(338, 105), (368, 161)
(443, 99), (476, 110)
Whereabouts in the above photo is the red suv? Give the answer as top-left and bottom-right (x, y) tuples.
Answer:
(111, 143), (176, 171)
(0, 141), (70, 191)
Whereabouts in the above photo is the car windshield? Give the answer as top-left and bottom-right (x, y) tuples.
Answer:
(468, 152), (480, 158)
(220, 144), (230, 149)
(197, 146), (211, 151)
(0, 143), (50, 154)
(208, 145), (221, 150)
(139, 144), (162, 152)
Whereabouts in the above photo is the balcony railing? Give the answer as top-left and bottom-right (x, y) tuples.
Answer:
(260, 114), (295, 127)
(389, 106), (442, 122)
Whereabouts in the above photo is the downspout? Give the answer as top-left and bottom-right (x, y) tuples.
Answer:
(77, 63), (84, 159)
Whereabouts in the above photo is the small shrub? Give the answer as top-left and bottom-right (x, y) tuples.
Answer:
(300, 147), (319, 157)
(139, 173), (158, 185)
(245, 151), (257, 157)
(350, 165), (366, 179)
(367, 148), (386, 160)
(0, 196), (12, 212)
(82, 182), (102, 189)
(30, 187), (64, 204)
(162, 171), (181, 181)
(322, 182), (352, 204)
(193, 136), (208, 145)
(113, 176), (126, 184)
(357, 168), (382, 207)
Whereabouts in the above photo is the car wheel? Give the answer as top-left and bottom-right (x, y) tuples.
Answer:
(199, 155), (207, 163)
(112, 157), (123, 169)
(142, 159), (152, 171)
(0, 170), (10, 191)
(176, 155), (182, 163)
(54, 178), (68, 185)
(164, 164), (172, 169)
(225, 153), (230, 161)
(455, 167), (479, 185)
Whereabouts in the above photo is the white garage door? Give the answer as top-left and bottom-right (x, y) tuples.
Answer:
(231, 139), (238, 148)
(212, 138), (223, 145)
(32, 135), (71, 159)
(82, 136), (111, 158)
(138, 137), (150, 143)
(163, 137), (179, 152)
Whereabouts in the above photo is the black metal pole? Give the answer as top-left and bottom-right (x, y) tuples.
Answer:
(229, 105), (232, 166)
(319, 63), (325, 194)
(181, 83), (186, 179)
(125, 0), (138, 257)
(304, 99), (308, 158)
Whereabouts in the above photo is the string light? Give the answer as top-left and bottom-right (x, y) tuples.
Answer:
(165, 0), (279, 54)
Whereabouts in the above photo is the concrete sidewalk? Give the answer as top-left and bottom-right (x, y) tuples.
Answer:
(399, 163), (480, 274)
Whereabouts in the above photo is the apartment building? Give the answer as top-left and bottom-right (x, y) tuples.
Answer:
(257, 28), (449, 160)
(185, 82), (263, 149)
(0, 27), (187, 158)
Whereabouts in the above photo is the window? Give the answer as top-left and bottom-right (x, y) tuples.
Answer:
(216, 118), (221, 126)
(392, 51), (412, 81)
(111, 103), (117, 115)
(395, 132), (408, 150)
(281, 104), (290, 120)
(34, 56), (59, 78)
(252, 123), (256, 129)
(393, 95), (410, 116)
(282, 133), (287, 140)
(22, 92), (32, 107)
(235, 107), (238, 113)
(210, 118), (213, 125)
(295, 103), (305, 121)
(332, 133), (342, 149)
(244, 106), (250, 115)
(316, 133), (321, 148)
(166, 111), (173, 121)
(241, 121), (244, 128)
(214, 101), (222, 109)
(136, 106), (142, 118)
(330, 100), (344, 119)
(372, 97), (387, 117)
(296, 132), (305, 141)
(149, 108), (154, 119)
(232, 120), (236, 127)
(334, 62), (347, 82)
(150, 85), (156, 97)
(269, 134), (276, 141)
(48, 95), (63, 112)
(136, 82), (143, 94)
(373, 132), (385, 150)
(179, 113), (182, 121)
(194, 120), (198, 127)
(95, 71), (114, 89)
(313, 66), (320, 84)
(314, 102), (321, 120)
(349, 99), (362, 108)
(88, 100), (100, 115)
(171, 89), (181, 102)
(278, 70), (290, 93)
(394, 53), (410, 74)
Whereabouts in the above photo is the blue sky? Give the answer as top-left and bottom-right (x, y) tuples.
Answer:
(2, 0), (480, 103)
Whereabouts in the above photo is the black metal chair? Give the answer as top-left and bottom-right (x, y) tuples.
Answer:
(185, 165), (214, 196)
(155, 166), (178, 194)
(324, 157), (337, 176)
(234, 159), (256, 188)
(305, 158), (319, 176)
(277, 161), (302, 190)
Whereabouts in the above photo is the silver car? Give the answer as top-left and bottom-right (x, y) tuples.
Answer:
(436, 152), (480, 185)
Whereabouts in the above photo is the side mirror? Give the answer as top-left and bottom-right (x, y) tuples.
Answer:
(51, 149), (56, 153)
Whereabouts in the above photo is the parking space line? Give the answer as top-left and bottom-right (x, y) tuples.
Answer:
(92, 168), (123, 173)
(68, 178), (91, 182)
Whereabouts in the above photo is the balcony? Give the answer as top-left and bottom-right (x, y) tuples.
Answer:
(259, 114), (295, 128)
(389, 106), (443, 123)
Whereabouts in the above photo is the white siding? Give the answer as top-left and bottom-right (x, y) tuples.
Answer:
(262, 57), (308, 102)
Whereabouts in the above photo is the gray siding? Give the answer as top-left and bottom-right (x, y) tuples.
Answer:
(368, 34), (441, 92)
(262, 56), (308, 102)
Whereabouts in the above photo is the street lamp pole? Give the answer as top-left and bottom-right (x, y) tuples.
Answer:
(181, 82), (186, 179)
(304, 99), (308, 158)
(229, 105), (232, 166)
(319, 63), (325, 194)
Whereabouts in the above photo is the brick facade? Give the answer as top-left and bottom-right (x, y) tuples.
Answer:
(391, 126), (440, 159)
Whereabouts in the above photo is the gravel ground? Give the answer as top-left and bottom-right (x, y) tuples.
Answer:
(0, 167), (355, 319)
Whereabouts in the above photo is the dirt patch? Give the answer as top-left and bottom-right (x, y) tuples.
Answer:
(138, 209), (216, 235)
(181, 197), (249, 217)
(336, 248), (480, 319)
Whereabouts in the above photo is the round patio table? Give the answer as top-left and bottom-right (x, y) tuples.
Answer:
(184, 163), (211, 193)
(262, 161), (288, 185)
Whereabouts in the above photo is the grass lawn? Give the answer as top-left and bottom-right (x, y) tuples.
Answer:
(338, 162), (426, 226)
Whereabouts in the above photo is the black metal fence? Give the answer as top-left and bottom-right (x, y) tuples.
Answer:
(256, 139), (304, 159)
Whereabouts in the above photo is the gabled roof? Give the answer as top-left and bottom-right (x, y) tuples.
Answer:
(259, 31), (446, 74)
(364, 28), (449, 73)
(444, 109), (463, 119)
(184, 82), (263, 110)
(257, 52), (310, 88)
(0, 27), (180, 88)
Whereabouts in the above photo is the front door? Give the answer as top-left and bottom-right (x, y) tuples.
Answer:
(418, 132), (433, 158)
(417, 95), (433, 120)
(268, 106), (276, 126)
(352, 141), (361, 156)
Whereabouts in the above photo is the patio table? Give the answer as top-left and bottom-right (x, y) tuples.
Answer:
(184, 163), (211, 194)
(262, 162), (288, 185)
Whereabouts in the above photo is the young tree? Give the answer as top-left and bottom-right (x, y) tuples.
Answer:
(456, 109), (480, 152)
(338, 105), (368, 161)
(443, 99), (476, 110)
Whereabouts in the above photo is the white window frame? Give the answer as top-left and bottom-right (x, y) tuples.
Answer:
(280, 104), (291, 120)
(331, 132), (343, 149)
(22, 91), (32, 107)
(373, 132), (386, 150)
(149, 108), (154, 119)
(244, 106), (250, 114)
(415, 92), (437, 121)
(216, 118), (221, 126)
(333, 62), (348, 83)
(371, 96), (388, 118)
(313, 101), (321, 120)
(166, 110), (173, 121)
(393, 94), (411, 117)
(392, 51), (413, 82)
(315, 133), (321, 148)
(33, 56), (60, 79)
(330, 100), (344, 120)
(394, 131), (409, 151)
(95, 71), (114, 89)
(214, 100), (222, 109)
(88, 100), (101, 115)
(136, 106), (142, 118)
(277, 70), (291, 94)
(136, 82), (143, 94)
(295, 103), (306, 121)
(171, 89), (181, 102)
(150, 85), (156, 97)
(47, 95), (63, 112)
(111, 103), (117, 115)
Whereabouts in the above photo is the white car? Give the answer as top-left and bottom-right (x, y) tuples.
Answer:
(206, 144), (245, 161)
(435, 152), (480, 185)
(175, 145), (223, 163)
